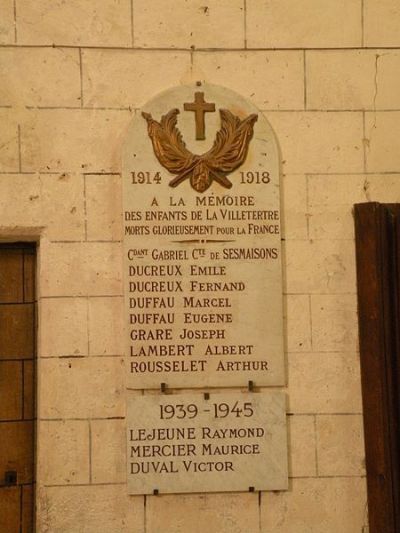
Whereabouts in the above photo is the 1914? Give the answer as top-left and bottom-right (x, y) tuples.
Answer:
(131, 171), (162, 184)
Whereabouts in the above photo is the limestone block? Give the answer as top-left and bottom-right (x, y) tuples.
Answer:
(39, 298), (88, 357)
(146, 493), (259, 533)
(39, 173), (85, 240)
(0, 108), (19, 171)
(21, 109), (132, 173)
(374, 52), (400, 109)
(364, 0), (400, 46)
(193, 51), (304, 110)
(91, 419), (126, 483)
(82, 50), (191, 109)
(307, 50), (400, 111)
(38, 420), (89, 485)
(316, 415), (366, 476)
(85, 174), (122, 241)
(0, 173), (41, 227)
(88, 297), (124, 355)
(37, 485), (144, 533)
(288, 415), (317, 477)
(246, 0), (362, 48)
(281, 175), (308, 240)
(285, 240), (356, 294)
(267, 112), (364, 174)
(308, 175), (362, 240)
(17, 0), (132, 47)
(306, 51), (376, 110)
(365, 112), (400, 172)
(133, 0), (244, 48)
(39, 357), (124, 419)
(360, 174), (400, 202)
(40, 241), (123, 297)
(0, 173), (85, 241)
(285, 295), (312, 352)
(288, 352), (362, 414)
(311, 294), (358, 352)
(308, 174), (400, 239)
(0, 48), (81, 107)
(0, 0), (14, 44)
(261, 477), (368, 533)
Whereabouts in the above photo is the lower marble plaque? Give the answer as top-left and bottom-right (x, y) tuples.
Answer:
(127, 391), (288, 495)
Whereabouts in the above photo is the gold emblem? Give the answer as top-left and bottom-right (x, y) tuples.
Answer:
(142, 99), (258, 193)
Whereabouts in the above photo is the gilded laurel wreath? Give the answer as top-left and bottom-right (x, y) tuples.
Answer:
(142, 108), (258, 193)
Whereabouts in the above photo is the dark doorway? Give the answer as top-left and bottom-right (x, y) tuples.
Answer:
(0, 243), (36, 532)
(355, 203), (400, 533)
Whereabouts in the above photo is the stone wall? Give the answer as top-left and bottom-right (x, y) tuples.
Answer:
(2, 0), (400, 531)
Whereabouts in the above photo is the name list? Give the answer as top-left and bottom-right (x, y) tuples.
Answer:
(127, 392), (288, 494)
(124, 191), (283, 388)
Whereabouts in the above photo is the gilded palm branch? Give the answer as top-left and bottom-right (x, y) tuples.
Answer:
(142, 108), (258, 193)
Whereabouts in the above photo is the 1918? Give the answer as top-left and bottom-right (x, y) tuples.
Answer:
(240, 171), (270, 184)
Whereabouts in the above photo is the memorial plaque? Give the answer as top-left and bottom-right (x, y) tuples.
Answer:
(123, 83), (284, 388)
(127, 391), (288, 495)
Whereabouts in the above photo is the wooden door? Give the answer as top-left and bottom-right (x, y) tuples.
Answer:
(355, 203), (400, 533)
(0, 244), (36, 532)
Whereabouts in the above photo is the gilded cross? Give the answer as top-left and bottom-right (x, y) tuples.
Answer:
(184, 92), (216, 140)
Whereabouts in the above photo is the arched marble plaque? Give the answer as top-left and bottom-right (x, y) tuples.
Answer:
(122, 83), (283, 389)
